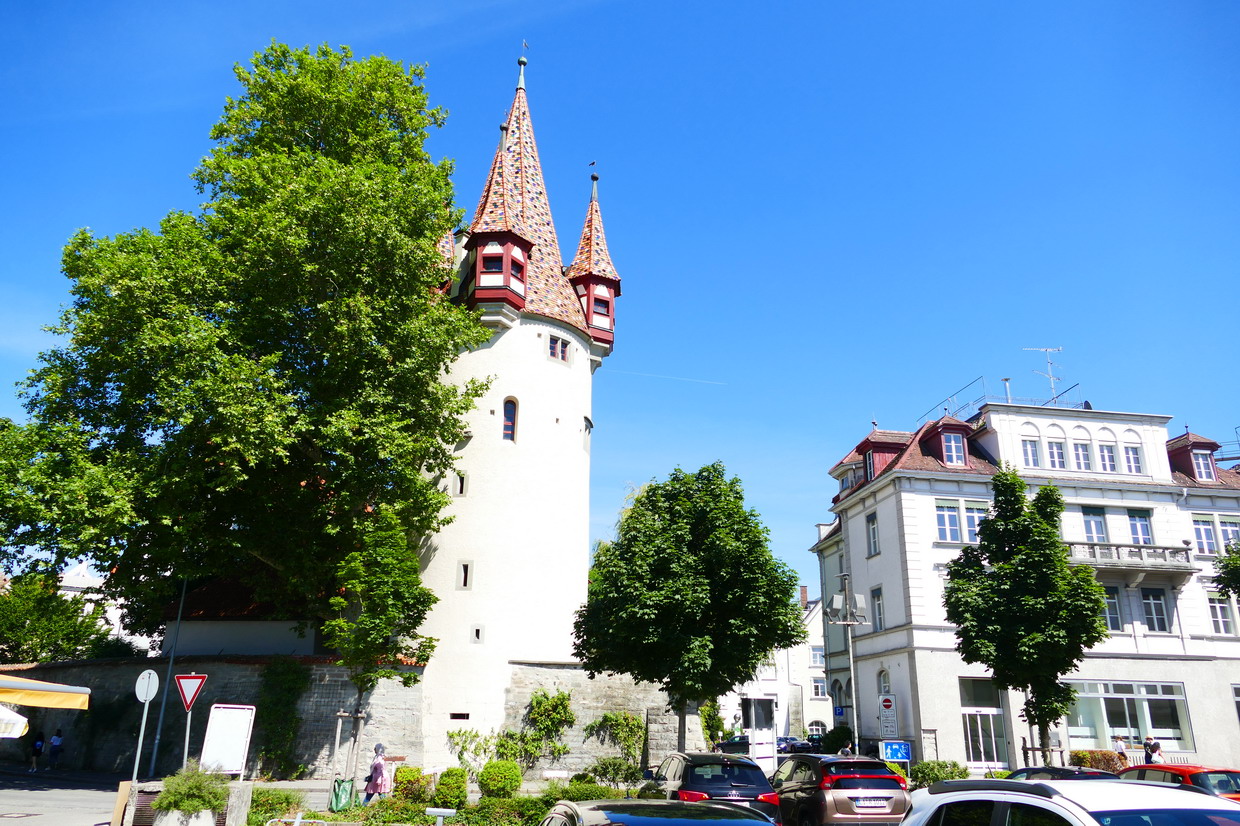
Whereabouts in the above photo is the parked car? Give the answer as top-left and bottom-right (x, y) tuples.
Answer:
(779, 736), (812, 754)
(901, 778), (1240, 826)
(716, 735), (751, 754)
(768, 754), (909, 826)
(1117, 764), (1240, 800)
(1005, 766), (1118, 781)
(642, 752), (782, 823)
(540, 798), (777, 825)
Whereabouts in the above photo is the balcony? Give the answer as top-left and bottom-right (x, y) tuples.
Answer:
(1066, 543), (1199, 585)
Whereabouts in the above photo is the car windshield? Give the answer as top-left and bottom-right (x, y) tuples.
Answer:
(1190, 772), (1240, 794)
(688, 762), (770, 788)
(834, 777), (904, 790)
(1093, 810), (1240, 826)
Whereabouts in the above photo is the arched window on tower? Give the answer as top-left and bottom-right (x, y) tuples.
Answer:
(878, 669), (891, 695)
(503, 399), (517, 441)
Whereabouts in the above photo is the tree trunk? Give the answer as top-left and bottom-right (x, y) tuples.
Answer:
(347, 689), (367, 781)
(1038, 722), (1051, 766)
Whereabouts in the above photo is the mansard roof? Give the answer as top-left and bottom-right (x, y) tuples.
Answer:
(470, 58), (587, 332)
(566, 175), (621, 285)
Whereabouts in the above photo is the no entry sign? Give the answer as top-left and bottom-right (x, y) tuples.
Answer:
(175, 674), (208, 712)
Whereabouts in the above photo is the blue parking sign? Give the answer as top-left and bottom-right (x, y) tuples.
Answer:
(881, 740), (911, 762)
(834, 706), (844, 717)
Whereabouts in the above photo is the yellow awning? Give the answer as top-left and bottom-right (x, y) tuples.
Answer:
(0, 675), (91, 710)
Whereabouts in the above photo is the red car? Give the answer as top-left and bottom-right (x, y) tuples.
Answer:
(1118, 763), (1240, 800)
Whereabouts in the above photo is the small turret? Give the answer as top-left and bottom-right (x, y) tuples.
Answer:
(566, 173), (621, 349)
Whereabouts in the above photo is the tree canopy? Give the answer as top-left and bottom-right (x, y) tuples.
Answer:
(1213, 539), (1240, 600)
(572, 462), (805, 743)
(943, 465), (1107, 758)
(0, 570), (137, 663)
(0, 43), (489, 693)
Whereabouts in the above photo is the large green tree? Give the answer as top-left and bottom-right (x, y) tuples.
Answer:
(1213, 539), (1240, 600)
(572, 462), (805, 750)
(0, 571), (128, 663)
(943, 465), (1107, 763)
(0, 43), (488, 718)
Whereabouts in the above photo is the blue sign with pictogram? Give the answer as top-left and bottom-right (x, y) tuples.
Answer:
(880, 740), (912, 762)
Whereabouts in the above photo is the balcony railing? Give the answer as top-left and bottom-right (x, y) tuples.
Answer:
(1066, 542), (1195, 569)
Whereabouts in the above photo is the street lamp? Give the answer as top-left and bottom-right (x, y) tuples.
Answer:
(825, 572), (867, 746)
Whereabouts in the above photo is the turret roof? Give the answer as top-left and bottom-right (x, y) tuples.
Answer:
(566, 174), (621, 285)
(470, 58), (587, 331)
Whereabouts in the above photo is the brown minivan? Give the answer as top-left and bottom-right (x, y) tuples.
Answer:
(769, 755), (909, 826)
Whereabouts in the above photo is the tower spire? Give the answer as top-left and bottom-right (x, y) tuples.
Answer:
(567, 173), (622, 348)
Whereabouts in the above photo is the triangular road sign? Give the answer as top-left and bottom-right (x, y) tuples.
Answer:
(174, 674), (208, 712)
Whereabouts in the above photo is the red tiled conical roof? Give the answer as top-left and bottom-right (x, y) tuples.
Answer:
(470, 59), (587, 332)
(566, 175), (621, 285)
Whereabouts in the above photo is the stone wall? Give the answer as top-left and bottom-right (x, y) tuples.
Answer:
(1, 657), (700, 779)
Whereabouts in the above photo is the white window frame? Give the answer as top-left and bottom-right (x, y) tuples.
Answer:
(1099, 444), (1117, 472)
(1193, 450), (1217, 481)
(1209, 591), (1235, 635)
(1124, 445), (1143, 474)
(943, 432), (966, 465)
(965, 504), (988, 543)
(1102, 585), (1123, 632)
(1022, 439), (1041, 468)
(1221, 518), (1240, 550)
(1141, 588), (1170, 633)
(936, 502), (962, 542)
(1047, 441), (1066, 469)
(812, 677), (827, 698)
(1073, 443), (1093, 471)
(811, 645), (825, 667)
(871, 587), (885, 632)
(866, 513), (880, 557)
(1066, 680), (1193, 751)
(1128, 510), (1153, 545)
(878, 669), (891, 694)
(1083, 507), (1108, 544)
(1193, 516), (1219, 554)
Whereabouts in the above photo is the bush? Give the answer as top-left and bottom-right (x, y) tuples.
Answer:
(543, 780), (626, 802)
(453, 797), (548, 826)
(985, 770), (1011, 779)
(392, 765), (433, 803)
(1068, 749), (1125, 773)
(247, 788), (304, 826)
(151, 760), (230, 814)
(479, 759), (523, 798)
(586, 756), (642, 789)
(569, 772), (594, 784)
(433, 767), (469, 809)
(821, 724), (853, 754)
(909, 760), (970, 790)
(359, 797), (429, 824)
(885, 761), (907, 777)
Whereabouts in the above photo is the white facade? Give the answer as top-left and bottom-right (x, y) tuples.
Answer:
(813, 402), (1240, 770)
(416, 314), (598, 765)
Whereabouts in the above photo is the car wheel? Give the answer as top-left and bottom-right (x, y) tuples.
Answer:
(800, 813), (818, 826)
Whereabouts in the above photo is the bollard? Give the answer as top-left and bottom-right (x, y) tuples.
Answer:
(426, 807), (458, 826)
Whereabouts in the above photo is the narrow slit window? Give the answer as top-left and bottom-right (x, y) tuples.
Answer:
(503, 399), (517, 441)
(457, 560), (473, 591)
(470, 625), (484, 644)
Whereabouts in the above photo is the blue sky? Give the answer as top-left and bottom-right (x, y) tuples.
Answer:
(2, 1), (1238, 591)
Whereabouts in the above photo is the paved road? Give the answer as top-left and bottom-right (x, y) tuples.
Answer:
(0, 769), (119, 826)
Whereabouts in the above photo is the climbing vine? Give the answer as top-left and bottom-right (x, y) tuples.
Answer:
(254, 657), (311, 779)
(583, 711), (645, 765)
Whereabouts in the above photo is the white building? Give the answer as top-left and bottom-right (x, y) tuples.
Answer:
(812, 400), (1240, 771)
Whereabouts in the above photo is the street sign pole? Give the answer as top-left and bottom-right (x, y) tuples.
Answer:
(130, 670), (160, 815)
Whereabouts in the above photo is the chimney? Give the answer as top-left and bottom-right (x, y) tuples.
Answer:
(799, 585), (808, 609)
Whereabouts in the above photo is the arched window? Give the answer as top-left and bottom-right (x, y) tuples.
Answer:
(878, 669), (891, 695)
(808, 720), (827, 735)
(502, 399), (517, 441)
(831, 680), (844, 707)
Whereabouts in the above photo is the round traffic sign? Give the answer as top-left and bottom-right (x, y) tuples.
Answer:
(881, 697), (894, 710)
(135, 669), (159, 703)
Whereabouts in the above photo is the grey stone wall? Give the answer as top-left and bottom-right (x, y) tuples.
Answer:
(0, 657), (699, 779)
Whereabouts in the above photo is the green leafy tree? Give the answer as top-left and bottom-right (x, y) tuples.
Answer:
(1213, 540), (1240, 600)
(0, 570), (119, 663)
(944, 465), (1107, 763)
(0, 42), (489, 770)
(572, 462), (805, 749)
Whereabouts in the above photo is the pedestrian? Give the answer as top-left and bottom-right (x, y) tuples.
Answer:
(837, 741), (854, 756)
(1150, 742), (1166, 764)
(1112, 735), (1128, 767)
(1142, 736), (1156, 764)
(48, 729), (64, 770)
(363, 743), (392, 804)
(29, 731), (44, 772)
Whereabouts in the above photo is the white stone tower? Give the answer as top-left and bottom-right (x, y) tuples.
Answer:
(415, 57), (621, 766)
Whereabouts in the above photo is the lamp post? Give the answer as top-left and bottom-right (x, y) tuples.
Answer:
(825, 572), (867, 746)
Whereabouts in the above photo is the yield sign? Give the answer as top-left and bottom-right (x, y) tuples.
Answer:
(175, 674), (208, 712)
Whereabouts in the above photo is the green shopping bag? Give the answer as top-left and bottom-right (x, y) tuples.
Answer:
(330, 777), (357, 811)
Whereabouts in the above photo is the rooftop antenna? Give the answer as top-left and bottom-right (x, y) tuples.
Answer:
(1023, 347), (1062, 398)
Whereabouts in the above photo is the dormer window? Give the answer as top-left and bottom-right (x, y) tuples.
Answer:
(510, 260), (524, 279)
(1193, 450), (1217, 481)
(482, 255), (504, 272)
(865, 451), (875, 480)
(943, 433), (965, 466)
(593, 298), (611, 316)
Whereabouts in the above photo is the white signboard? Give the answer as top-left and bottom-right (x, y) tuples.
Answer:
(135, 669), (159, 703)
(879, 693), (898, 738)
(200, 703), (256, 776)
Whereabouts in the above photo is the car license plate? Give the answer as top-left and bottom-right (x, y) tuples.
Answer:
(854, 798), (889, 808)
